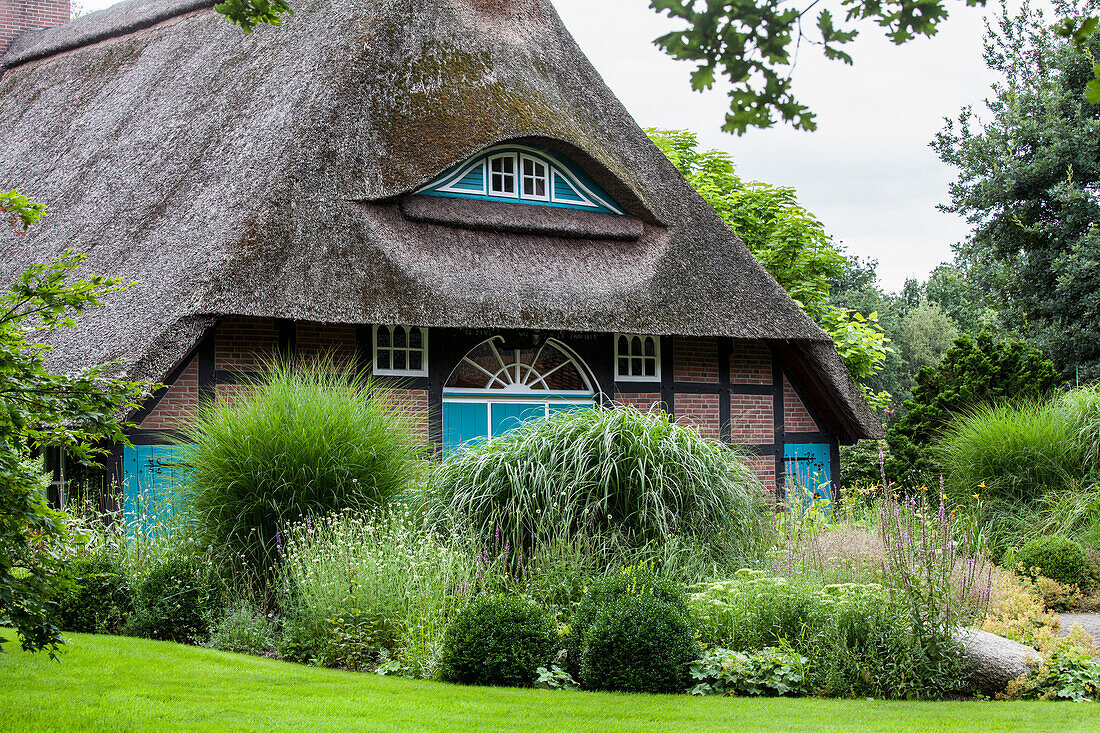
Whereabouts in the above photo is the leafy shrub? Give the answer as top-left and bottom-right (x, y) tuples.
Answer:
(886, 332), (1060, 486)
(279, 510), (485, 676)
(182, 361), (424, 583)
(1004, 650), (1100, 702)
(839, 439), (890, 488)
(56, 554), (132, 634)
(427, 406), (768, 564)
(689, 647), (810, 696)
(535, 665), (579, 690)
(689, 571), (965, 699)
(564, 565), (688, 677)
(1016, 536), (1091, 587)
(207, 606), (276, 655)
(441, 594), (555, 687)
(579, 593), (700, 694)
(130, 554), (223, 643)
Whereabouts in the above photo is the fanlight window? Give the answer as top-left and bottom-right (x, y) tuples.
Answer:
(418, 144), (624, 215)
(445, 337), (593, 394)
(374, 325), (427, 377)
(615, 334), (660, 381)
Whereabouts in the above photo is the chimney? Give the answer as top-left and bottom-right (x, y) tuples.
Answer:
(1, 0), (71, 54)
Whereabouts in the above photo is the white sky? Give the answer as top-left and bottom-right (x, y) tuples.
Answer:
(78, 0), (1005, 291)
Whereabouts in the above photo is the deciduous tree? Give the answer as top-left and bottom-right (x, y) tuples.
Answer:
(0, 194), (145, 655)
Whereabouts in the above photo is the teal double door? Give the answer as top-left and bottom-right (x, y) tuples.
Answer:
(783, 443), (833, 508)
(442, 398), (593, 453)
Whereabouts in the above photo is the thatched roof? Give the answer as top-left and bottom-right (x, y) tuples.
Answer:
(0, 0), (881, 439)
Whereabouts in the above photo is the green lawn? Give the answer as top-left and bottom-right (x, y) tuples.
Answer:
(1, 631), (1099, 732)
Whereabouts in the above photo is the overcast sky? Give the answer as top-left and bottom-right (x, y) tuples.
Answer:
(79, 0), (1007, 291)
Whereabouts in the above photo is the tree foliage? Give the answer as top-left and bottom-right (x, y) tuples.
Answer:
(830, 258), (965, 419)
(649, 129), (889, 406)
(0, 194), (145, 655)
(215, 0), (292, 33)
(885, 332), (1061, 486)
(934, 0), (1100, 381)
(649, 0), (987, 133)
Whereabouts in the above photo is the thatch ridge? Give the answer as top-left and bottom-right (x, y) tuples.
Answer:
(0, 0), (881, 438)
(2, 0), (215, 69)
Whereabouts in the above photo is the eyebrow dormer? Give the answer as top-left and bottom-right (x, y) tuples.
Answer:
(415, 143), (625, 215)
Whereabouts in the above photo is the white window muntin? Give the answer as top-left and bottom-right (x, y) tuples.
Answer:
(373, 324), (429, 377)
(520, 155), (550, 202)
(615, 334), (660, 382)
(488, 153), (519, 198)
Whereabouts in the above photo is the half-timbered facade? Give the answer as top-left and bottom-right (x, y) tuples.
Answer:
(0, 0), (882, 511)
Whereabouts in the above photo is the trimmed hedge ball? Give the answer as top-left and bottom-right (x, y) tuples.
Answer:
(441, 595), (555, 687)
(1016, 536), (1091, 586)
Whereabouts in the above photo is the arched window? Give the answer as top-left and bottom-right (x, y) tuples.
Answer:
(373, 325), (428, 376)
(442, 336), (596, 452)
(614, 334), (659, 381)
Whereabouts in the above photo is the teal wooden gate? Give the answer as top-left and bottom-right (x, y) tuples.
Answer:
(122, 444), (191, 535)
(783, 443), (832, 509)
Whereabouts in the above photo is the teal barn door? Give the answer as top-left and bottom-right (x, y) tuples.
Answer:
(490, 402), (546, 436)
(442, 402), (489, 454)
(783, 443), (832, 509)
(122, 444), (190, 535)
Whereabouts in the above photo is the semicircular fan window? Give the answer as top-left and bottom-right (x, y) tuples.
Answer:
(445, 337), (594, 394)
(416, 144), (624, 215)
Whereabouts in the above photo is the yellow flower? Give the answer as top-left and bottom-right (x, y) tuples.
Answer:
(972, 494), (980, 501)
(979, 481), (986, 488)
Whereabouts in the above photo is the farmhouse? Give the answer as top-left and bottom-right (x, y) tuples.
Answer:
(0, 0), (881, 508)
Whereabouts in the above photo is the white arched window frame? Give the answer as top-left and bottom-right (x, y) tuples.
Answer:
(520, 155), (550, 202)
(614, 333), (660, 381)
(443, 336), (596, 397)
(373, 325), (429, 377)
(488, 153), (519, 198)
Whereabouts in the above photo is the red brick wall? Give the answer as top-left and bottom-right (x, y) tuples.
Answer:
(730, 340), (772, 384)
(613, 393), (663, 413)
(783, 376), (819, 433)
(140, 356), (199, 429)
(215, 316), (278, 371)
(385, 388), (429, 443)
(673, 336), (718, 383)
(296, 321), (357, 366)
(742, 453), (777, 496)
(675, 393), (719, 440)
(729, 394), (774, 444)
(1, 0), (69, 52)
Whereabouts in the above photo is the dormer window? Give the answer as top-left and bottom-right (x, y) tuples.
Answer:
(489, 154), (517, 197)
(521, 156), (549, 201)
(416, 144), (625, 215)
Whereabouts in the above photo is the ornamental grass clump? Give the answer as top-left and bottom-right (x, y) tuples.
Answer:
(426, 406), (768, 564)
(936, 400), (1083, 507)
(181, 360), (424, 584)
